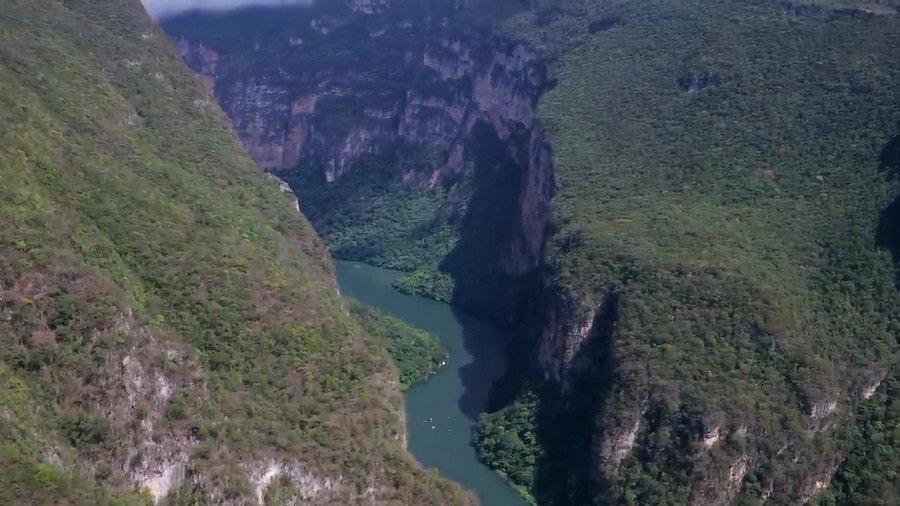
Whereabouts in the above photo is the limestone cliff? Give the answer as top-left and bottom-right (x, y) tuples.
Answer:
(162, 1), (900, 505)
(173, 15), (546, 188)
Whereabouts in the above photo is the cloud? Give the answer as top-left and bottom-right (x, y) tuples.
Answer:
(141, 0), (313, 18)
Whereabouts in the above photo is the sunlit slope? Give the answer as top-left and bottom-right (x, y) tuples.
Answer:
(0, 0), (468, 503)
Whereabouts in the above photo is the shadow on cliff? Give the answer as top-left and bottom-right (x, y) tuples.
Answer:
(529, 290), (621, 506)
(875, 134), (900, 266)
(443, 119), (545, 411)
(452, 307), (517, 422)
(443, 120), (537, 322)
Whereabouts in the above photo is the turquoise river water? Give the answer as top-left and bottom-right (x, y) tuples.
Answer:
(334, 261), (528, 506)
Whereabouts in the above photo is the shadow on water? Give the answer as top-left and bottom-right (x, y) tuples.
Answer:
(334, 261), (529, 506)
(454, 309), (513, 422)
(453, 295), (540, 417)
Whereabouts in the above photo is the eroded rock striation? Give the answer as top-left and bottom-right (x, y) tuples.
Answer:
(174, 17), (547, 186)
(164, 1), (900, 505)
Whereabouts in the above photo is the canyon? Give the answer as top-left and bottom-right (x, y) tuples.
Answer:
(0, 0), (471, 504)
(163, 0), (900, 505)
(9, 0), (897, 504)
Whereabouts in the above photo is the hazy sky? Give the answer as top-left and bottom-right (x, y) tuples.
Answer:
(141, 0), (312, 18)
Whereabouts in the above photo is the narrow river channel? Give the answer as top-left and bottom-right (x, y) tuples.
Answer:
(334, 261), (529, 506)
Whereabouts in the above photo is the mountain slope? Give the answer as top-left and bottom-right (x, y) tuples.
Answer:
(162, 0), (551, 303)
(0, 0), (468, 504)
(160, 0), (900, 504)
(491, 1), (900, 504)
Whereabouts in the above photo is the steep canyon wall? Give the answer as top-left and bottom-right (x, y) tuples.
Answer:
(163, 2), (900, 504)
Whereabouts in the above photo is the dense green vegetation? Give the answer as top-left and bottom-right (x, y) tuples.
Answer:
(162, 2), (535, 305)
(0, 364), (149, 505)
(350, 301), (446, 388)
(0, 0), (468, 503)
(285, 148), (458, 302)
(473, 393), (540, 503)
(165, 0), (900, 502)
(818, 373), (899, 505)
(0, 448), (143, 506)
(471, 0), (900, 503)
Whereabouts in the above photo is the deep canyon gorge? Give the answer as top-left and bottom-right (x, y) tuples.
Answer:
(0, 0), (898, 504)
(165, 0), (900, 504)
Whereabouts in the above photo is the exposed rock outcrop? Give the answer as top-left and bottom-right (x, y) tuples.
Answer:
(678, 71), (728, 93)
(174, 13), (547, 187)
(347, 0), (391, 14)
(164, 2), (895, 505)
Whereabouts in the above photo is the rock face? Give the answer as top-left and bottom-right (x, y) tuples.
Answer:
(169, 2), (556, 326)
(0, 1), (473, 504)
(163, 2), (897, 505)
(173, 12), (547, 187)
(170, 4), (559, 358)
(347, 0), (391, 14)
(677, 71), (728, 93)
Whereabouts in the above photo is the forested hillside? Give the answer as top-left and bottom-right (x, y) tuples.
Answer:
(350, 301), (447, 389)
(161, 0), (550, 304)
(0, 0), (468, 504)
(483, 1), (900, 504)
(161, 0), (900, 504)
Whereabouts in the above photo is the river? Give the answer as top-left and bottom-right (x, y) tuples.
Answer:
(334, 261), (529, 506)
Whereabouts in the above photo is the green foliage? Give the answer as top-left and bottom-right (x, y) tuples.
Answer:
(392, 268), (455, 303)
(478, 0), (900, 503)
(286, 147), (458, 302)
(473, 393), (539, 499)
(61, 412), (110, 450)
(350, 300), (446, 388)
(818, 373), (900, 505)
(0, 445), (146, 506)
(0, 364), (146, 505)
(165, 395), (189, 421)
(0, 0), (468, 502)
